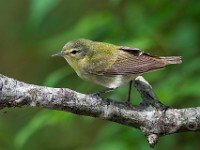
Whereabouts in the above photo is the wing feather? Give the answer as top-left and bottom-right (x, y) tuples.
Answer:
(94, 46), (166, 75)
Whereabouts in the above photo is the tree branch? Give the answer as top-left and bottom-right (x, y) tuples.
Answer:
(0, 74), (199, 147)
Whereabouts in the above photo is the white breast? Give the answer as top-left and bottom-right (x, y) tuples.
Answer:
(93, 74), (138, 88)
(74, 68), (138, 88)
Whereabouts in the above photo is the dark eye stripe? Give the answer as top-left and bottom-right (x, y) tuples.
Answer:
(70, 49), (82, 55)
(71, 50), (77, 54)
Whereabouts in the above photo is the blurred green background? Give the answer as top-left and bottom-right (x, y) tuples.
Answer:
(0, 0), (200, 149)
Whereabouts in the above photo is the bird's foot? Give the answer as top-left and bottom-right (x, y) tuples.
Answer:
(89, 88), (116, 98)
(89, 92), (101, 98)
(125, 100), (132, 106)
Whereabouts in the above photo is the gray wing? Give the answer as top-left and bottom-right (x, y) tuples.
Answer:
(95, 46), (165, 75)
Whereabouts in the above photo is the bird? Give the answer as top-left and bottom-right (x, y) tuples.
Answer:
(52, 39), (182, 102)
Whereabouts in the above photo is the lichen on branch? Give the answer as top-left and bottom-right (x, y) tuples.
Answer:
(0, 74), (200, 147)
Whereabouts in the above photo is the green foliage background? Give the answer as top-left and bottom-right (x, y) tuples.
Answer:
(0, 0), (200, 149)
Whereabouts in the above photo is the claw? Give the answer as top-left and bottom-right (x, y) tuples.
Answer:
(90, 88), (117, 97)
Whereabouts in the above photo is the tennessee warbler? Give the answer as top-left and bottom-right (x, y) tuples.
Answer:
(52, 39), (181, 102)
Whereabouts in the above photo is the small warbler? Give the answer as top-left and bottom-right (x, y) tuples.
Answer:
(52, 39), (182, 102)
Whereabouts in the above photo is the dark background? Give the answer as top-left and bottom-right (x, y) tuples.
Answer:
(0, 0), (200, 149)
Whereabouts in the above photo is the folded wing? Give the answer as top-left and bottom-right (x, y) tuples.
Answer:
(94, 46), (166, 75)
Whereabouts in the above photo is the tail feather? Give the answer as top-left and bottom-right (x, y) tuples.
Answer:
(159, 56), (182, 65)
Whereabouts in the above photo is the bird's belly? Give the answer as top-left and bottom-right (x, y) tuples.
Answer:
(78, 72), (138, 88)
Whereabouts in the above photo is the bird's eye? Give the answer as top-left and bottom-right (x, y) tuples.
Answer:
(71, 50), (77, 54)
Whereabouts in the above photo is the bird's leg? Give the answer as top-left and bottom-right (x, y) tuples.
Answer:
(90, 88), (117, 97)
(127, 80), (133, 102)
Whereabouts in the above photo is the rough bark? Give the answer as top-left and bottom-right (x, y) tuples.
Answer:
(0, 74), (199, 147)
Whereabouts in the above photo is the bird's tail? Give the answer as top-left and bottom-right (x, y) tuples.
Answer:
(159, 56), (182, 65)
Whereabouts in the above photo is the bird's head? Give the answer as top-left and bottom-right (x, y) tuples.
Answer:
(52, 39), (92, 61)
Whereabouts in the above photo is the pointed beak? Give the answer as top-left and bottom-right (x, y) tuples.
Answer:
(51, 51), (64, 57)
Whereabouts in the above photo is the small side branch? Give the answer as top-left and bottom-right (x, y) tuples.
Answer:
(0, 74), (200, 147)
(134, 76), (167, 109)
